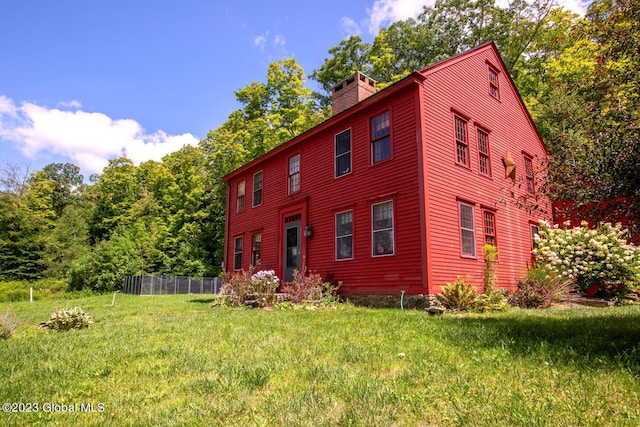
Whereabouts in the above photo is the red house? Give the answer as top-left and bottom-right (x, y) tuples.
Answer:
(223, 42), (550, 296)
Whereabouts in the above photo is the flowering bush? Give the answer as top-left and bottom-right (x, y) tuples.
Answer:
(250, 270), (280, 307)
(533, 220), (640, 301)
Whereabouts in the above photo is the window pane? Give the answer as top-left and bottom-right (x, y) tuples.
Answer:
(371, 112), (389, 139)
(373, 202), (393, 230)
(336, 153), (351, 176)
(234, 237), (243, 251)
(336, 211), (352, 236)
(460, 205), (473, 230)
(337, 236), (353, 259)
(462, 230), (476, 256)
(336, 130), (351, 156)
(373, 230), (394, 255)
(373, 136), (391, 162)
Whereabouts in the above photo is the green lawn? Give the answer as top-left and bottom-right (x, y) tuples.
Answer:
(0, 295), (639, 426)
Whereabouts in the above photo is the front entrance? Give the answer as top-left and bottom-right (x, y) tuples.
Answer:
(284, 221), (301, 282)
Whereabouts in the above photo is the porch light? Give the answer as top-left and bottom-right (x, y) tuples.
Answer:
(304, 224), (313, 238)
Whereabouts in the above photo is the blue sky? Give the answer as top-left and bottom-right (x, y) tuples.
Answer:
(0, 0), (589, 178)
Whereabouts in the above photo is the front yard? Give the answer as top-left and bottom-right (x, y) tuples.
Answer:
(0, 294), (639, 426)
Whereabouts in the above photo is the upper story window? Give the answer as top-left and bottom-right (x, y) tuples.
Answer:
(524, 155), (535, 194)
(489, 66), (500, 100)
(477, 129), (491, 177)
(371, 111), (391, 164)
(233, 236), (243, 270)
(236, 180), (245, 212)
(253, 171), (263, 207)
(288, 154), (300, 194)
(459, 202), (476, 258)
(483, 209), (496, 247)
(336, 210), (353, 260)
(372, 200), (394, 256)
(335, 129), (352, 177)
(454, 115), (469, 167)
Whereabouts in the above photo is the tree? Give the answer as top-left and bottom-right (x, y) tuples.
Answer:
(201, 59), (324, 267)
(538, 0), (640, 236)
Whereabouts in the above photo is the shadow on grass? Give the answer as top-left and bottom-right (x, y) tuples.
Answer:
(188, 298), (216, 304)
(442, 309), (640, 372)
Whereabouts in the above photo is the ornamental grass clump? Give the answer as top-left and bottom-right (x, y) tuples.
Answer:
(39, 307), (93, 331)
(0, 310), (19, 340)
(533, 220), (640, 302)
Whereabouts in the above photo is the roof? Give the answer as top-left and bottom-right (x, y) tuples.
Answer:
(224, 41), (547, 181)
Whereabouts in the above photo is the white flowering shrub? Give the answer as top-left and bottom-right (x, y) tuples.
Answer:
(533, 220), (640, 300)
(39, 307), (94, 331)
(250, 270), (280, 307)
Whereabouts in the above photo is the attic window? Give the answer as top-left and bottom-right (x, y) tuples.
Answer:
(489, 66), (500, 100)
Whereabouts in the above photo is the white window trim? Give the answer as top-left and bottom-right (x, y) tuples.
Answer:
(233, 236), (243, 270)
(335, 209), (354, 261)
(371, 200), (395, 257)
(252, 171), (263, 207)
(334, 128), (352, 179)
(459, 202), (476, 258)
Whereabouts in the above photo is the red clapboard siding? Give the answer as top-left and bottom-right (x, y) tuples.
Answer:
(224, 42), (550, 296)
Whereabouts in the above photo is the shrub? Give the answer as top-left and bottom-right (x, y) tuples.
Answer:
(281, 266), (324, 304)
(220, 267), (280, 308)
(438, 277), (479, 311)
(483, 244), (498, 293)
(39, 307), (94, 331)
(221, 267), (255, 307)
(533, 220), (640, 301)
(510, 268), (575, 308)
(0, 310), (19, 340)
(476, 289), (511, 312)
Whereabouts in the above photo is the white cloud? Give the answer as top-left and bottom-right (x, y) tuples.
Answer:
(273, 34), (286, 48)
(57, 100), (82, 109)
(366, 0), (432, 35)
(341, 17), (361, 37)
(0, 96), (199, 176)
(254, 33), (268, 52)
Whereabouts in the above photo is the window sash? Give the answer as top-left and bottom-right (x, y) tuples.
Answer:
(288, 155), (300, 193)
(252, 172), (263, 207)
(455, 116), (469, 166)
(252, 233), (261, 266)
(477, 130), (491, 176)
(335, 130), (351, 177)
(483, 210), (496, 246)
(371, 112), (391, 163)
(336, 211), (353, 260)
(489, 68), (500, 99)
(372, 201), (394, 256)
(524, 156), (535, 194)
(459, 203), (476, 257)
(233, 237), (243, 270)
(236, 181), (245, 212)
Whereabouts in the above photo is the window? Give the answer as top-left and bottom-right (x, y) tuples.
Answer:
(454, 115), (469, 167)
(483, 210), (496, 246)
(524, 155), (535, 194)
(459, 202), (476, 257)
(288, 154), (300, 194)
(489, 67), (500, 100)
(233, 236), (243, 270)
(530, 223), (540, 250)
(336, 210), (353, 260)
(253, 171), (263, 207)
(371, 111), (391, 163)
(335, 129), (351, 177)
(372, 201), (394, 256)
(251, 233), (261, 266)
(477, 129), (491, 177)
(236, 181), (245, 212)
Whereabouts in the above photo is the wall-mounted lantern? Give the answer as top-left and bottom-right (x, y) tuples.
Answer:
(304, 224), (313, 238)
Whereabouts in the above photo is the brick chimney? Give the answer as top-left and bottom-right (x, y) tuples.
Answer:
(331, 72), (376, 116)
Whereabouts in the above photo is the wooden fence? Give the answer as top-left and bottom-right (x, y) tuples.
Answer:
(123, 275), (222, 296)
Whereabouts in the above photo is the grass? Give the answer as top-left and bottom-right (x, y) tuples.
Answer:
(0, 295), (638, 426)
